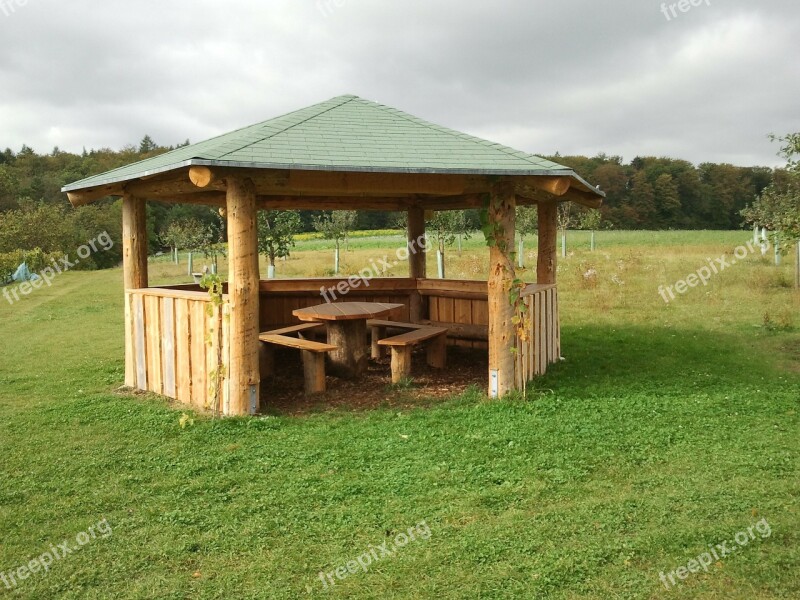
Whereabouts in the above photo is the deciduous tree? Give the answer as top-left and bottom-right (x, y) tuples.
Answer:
(257, 210), (302, 278)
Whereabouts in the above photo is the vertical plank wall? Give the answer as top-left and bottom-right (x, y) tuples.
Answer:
(516, 285), (560, 386)
(126, 289), (231, 415)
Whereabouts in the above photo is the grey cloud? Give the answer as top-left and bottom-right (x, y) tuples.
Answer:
(0, 0), (797, 166)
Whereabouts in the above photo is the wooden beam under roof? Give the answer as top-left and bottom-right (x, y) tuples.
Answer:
(67, 165), (599, 209)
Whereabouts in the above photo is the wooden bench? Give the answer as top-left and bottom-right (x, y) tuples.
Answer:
(377, 326), (447, 383)
(259, 328), (336, 395)
(367, 319), (429, 359)
(418, 320), (488, 342)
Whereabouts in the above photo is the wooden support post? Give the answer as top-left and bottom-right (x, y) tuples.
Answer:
(122, 195), (148, 388)
(259, 344), (274, 378)
(408, 207), (426, 322)
(537, 202), (558, 285)
(426, 334), (447, 369)
(408, 207), (426, 278)
(390, 347), (413, 383)
(371, 325), (387, 360)
(226, 178), (260, 415)
(487, 181), (517, 398)
(302, 351), (326, 395)
(122, 195), (149, 291)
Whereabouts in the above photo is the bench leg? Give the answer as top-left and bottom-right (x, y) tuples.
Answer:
(390, 347), (412, 384)
(259, 344), (274, 378)
(371, 326), (387, 360)
(427, 334), (447, 369)
(301, 351), (326, 395)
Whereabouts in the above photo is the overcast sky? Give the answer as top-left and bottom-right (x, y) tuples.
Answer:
(0, 0), (797, 167)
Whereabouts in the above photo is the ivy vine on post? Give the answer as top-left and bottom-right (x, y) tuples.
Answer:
(199, 272), (226, 416)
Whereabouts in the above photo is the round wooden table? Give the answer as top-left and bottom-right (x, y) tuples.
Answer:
(293, 302), (403, 378)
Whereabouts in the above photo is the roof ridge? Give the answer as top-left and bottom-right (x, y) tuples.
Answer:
(216, 95), (357, 159)
(355, 97), (566, 170)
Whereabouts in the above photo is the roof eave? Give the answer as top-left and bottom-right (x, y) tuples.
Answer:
(62, 158), (604, 199)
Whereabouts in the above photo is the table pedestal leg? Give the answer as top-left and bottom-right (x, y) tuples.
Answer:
(327, 320), (368, 379)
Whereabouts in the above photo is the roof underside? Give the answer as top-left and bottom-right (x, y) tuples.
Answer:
(62, 95), (603, 200)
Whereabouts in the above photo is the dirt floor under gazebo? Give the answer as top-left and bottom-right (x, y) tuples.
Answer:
(262, 345), (488, 415)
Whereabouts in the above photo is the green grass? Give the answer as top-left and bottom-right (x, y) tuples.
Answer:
(0, 231), (798, 599)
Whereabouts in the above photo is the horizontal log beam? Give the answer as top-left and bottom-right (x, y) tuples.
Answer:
(189, 166), (290, 193)
(67, 184), (125, 206)
(287, 169), (477, 196)
(189, 166), (216, 188)
(261, 195), (411, 211)
(413, 193), (487, 211)
(150, 192), (226, 208)
(66, 166), (603, 209)
(519, 176), (571, 197)
(516, 187), (603, 210)
(170, 192), (415, 211)
(560, 189), (603, 209)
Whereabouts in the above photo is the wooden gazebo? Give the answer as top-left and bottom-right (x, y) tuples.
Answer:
(63, 95), (604, 416)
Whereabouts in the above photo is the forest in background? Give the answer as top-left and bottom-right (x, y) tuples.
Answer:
(0, 135), (781, 272)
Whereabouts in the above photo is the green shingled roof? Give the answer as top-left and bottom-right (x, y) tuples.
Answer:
(63, 95), (595, 193)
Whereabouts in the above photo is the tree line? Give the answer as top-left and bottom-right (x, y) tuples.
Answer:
(0, 135), (796, 277)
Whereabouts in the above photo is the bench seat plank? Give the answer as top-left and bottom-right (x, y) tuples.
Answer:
(259, 334), (337, 353)
(377, 327), (447, 347)
(418, 320), (488, 341)
(262, 323), (324, 336)
(366, 319), (428, 330)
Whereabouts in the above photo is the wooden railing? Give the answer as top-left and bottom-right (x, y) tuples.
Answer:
(516, 284), (560, 387)
(125, 278), (560, 413)
(125, 288), (231, 414)
(419, 279), (489, 349)
(258, 278), (415, 330)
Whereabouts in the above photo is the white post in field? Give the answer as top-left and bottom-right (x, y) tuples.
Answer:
(267, 265), (276, 279)
(753, 224), (759, 245)
(437, 249), (445, 279)
(187, 252), (193, 276)
(334, 247), (340, 274)
(518, 237), (525, 268)
(796, 242), (800, 289)
(591, 230), (596, 252)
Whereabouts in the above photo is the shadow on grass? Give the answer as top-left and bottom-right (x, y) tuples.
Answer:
(535, 323), (797, 398)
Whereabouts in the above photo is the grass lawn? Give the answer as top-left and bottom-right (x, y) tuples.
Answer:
(0, 230), (798, 599)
